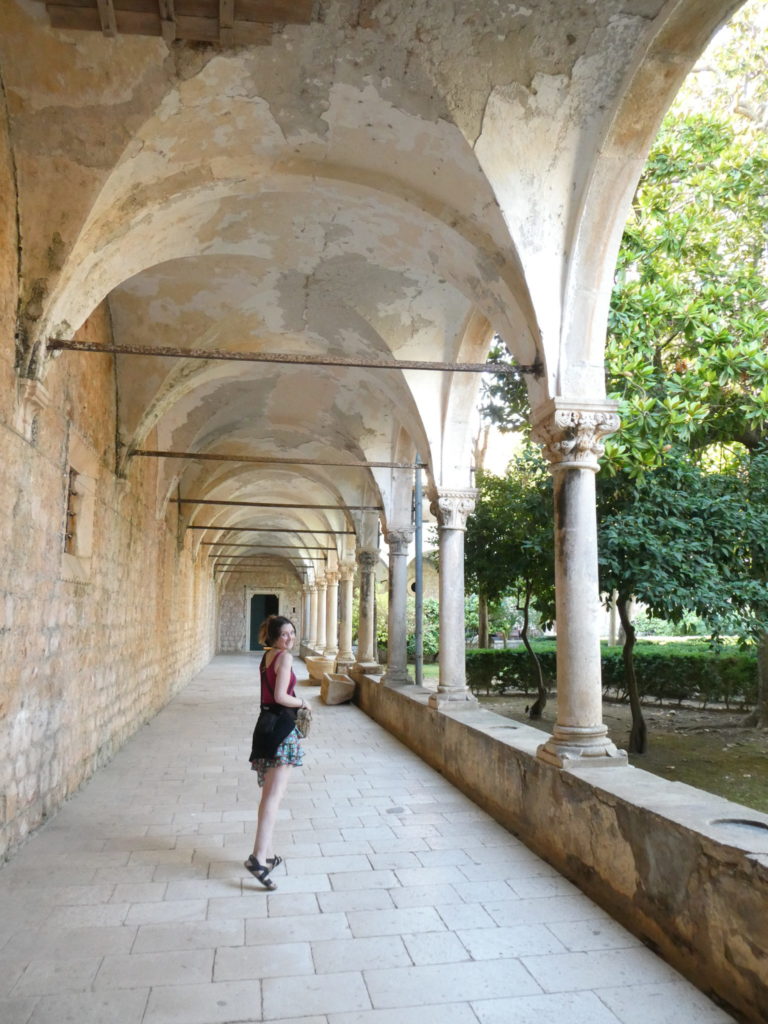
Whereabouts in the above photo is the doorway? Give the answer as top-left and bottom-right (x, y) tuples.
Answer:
(249, 594), (279, 650)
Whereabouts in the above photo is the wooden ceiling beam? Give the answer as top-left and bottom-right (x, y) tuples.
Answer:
(96, 0), (117, 35)
(158, 0), (176, 42)
(43, 0), (315, 42)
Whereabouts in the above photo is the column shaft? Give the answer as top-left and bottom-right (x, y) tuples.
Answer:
(383, 529), (412, 687)
(532, 400), (627, 766)
(354, 551), (379, 672)
(324, 572), (339, 657)
(309, 585), (319, 648)
(316, 581), (327, 651)
(337, 565), (355, 667)
(429, 490), (477, 707)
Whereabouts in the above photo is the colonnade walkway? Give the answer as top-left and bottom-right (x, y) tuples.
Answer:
(0, 655), (735, 1024)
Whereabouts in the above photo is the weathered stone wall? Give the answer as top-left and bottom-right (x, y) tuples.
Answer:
(218, 569), (303, 652)
(0, 301), (217, 862)
(352, 673), (768, 1024)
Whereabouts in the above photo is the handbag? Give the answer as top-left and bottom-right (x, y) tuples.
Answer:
(296, 705), (312, 738)
(249, 704), (297, 760)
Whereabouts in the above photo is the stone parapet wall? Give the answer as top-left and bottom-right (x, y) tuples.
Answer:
(352, 673), (768, 1024)
(0, 304), (216, 862)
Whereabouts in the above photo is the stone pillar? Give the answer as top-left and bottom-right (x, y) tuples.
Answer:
(337, 563), (356, 669)
(309, 584), (319, 648)
(428, 490), (478, 708)
(302, 584), (311, 642)
(383, 528), (413, 687)
(324, 570), (339, 657)
(354, 550), (380, 673)
(316, 578), (327, 651)
(532, 399), (627, 766)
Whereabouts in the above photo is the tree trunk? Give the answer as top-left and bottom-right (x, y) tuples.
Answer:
(520, 581), (548, 719)
(618, 595), (646, 753)
(744, 629), (768, 728)
(741, 443), (767, 728)
(478, 591), (489, 649)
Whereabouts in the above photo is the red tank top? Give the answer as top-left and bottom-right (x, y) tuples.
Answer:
(260, 650), (297, 705)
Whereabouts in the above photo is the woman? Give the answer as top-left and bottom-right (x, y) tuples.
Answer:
(245, 614), (307, 890)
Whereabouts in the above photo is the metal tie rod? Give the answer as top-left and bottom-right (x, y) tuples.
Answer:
(48, 338), (541, 376)
(179, 498), (382, 511)
(204, 543), (330, 552)
(188, 525), (354, 535)
(132, 450), (420, 471)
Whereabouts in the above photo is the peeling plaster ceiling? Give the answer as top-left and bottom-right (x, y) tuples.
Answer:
(3, 0), (740, 578)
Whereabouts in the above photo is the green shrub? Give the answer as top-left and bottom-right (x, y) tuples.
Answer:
(466, 641), (757, 708)
(466, 643), (556, 697)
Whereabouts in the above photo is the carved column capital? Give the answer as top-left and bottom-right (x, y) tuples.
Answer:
(339, 562), (356, 583)
(325, 570), (340, 586)
(532, 399), (620, 472)
(385, 528), (413, 555)
(357, 549), (378, 571)
(430, 489), (479, 531)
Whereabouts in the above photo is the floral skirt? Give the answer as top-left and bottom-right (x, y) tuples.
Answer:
(250, 727), (304, 787)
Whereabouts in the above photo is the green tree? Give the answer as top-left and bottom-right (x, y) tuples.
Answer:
(598, 452), (768, 752)
(465, 446), (555, 717)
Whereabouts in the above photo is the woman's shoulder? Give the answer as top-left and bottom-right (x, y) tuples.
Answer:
(266, 648), (291, 668)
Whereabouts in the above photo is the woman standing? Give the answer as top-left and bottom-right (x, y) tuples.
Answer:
(245, 615), (307, 890)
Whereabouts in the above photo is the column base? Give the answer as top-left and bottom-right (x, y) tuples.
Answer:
(537, 725), (628, 767)
(353, 660), (383, 676)
(428, 688), (478, 709)
(383, 669), (412, 687)
(336, 657), (355, 674)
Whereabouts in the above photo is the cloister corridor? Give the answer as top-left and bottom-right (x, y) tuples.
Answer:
(3, 1), (768, 1020)
(0, 656), (737, 1024)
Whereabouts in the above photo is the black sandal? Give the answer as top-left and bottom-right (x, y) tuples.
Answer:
(244, 855), (277, 890)
(267, 854), (282, 871)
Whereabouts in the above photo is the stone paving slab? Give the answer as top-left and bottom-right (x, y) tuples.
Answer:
(0, 655), (737, 1024)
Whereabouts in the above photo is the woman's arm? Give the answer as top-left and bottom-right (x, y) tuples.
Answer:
(273, 652), (306, 709)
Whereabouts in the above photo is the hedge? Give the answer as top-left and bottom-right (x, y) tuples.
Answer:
(465, 641), (757, 709)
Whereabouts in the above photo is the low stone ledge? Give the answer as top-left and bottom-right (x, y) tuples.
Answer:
(353, 672), (768, 1023)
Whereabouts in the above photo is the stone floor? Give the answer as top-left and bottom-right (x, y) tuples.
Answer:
(0, 655), (737, 1024)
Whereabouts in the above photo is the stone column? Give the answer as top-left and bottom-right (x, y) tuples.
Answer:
(354, 550), (380, 673)
(324, 570), (339, 658)
(532, 399), (627, 766)
(302, 584), (311, 642)
(383, 528), (413, 687)
(309, 584), (319, 648)
(428, 490), (478, 708)
(337, 563), (356, 669)
(316, 578), (327, 652)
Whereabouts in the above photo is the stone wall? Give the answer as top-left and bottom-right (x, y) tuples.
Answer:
(352, 673), (768, 1023)
(218, 569), (303, 652)
(0, 301), (217, 861)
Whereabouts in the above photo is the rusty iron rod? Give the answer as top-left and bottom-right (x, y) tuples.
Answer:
(188, 525), (353, 535)
(132, 449), (420, 471)
(179, 498), (382, 511)
(203, 542), (330, 551)
(48, 338), (541, 377)
(210, 565), (294, 573)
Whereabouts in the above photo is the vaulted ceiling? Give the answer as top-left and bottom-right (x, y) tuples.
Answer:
(2, 0), (740, 579)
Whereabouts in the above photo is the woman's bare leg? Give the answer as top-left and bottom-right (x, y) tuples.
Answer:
(253, 763), (292, 862)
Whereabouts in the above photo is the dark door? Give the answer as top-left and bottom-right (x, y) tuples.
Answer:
(249, 594), (279, 650)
